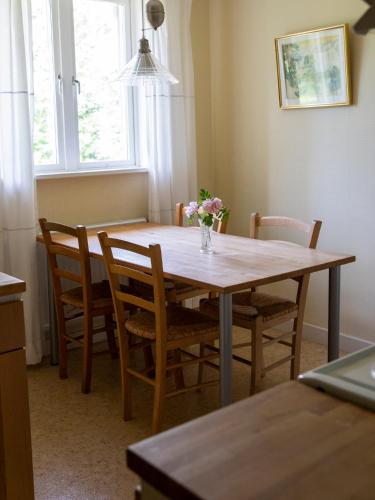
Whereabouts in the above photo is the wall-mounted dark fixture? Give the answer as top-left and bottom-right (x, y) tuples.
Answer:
(354, 0), (375, 35)
(147, 0), (165, 30)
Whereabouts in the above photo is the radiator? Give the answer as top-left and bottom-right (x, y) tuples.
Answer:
(86, 217), (147, 230)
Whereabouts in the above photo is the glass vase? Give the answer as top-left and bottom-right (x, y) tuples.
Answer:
(199, 220), (213, 254)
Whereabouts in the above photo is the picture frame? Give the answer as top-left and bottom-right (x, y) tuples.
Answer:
(275, 24), (352, 110)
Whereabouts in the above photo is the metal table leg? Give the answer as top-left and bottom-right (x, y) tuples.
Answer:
(219, 293), (233, 407)
(328, 266), (341, 362)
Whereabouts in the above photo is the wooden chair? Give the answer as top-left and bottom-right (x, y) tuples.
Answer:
(98, 232), (220, 434)
(39, 219), (119, 394)
(199, 213), (322, 395)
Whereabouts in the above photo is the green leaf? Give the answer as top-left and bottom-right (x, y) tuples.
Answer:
(198, 188), (212, 204)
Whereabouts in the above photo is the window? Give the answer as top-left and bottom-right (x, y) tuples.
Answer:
(31, 0), (136, 174)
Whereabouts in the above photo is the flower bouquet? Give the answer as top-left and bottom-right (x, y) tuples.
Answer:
(184, 189), (229, 254)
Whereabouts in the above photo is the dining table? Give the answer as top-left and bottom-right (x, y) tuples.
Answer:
(38, 222), (356, 407)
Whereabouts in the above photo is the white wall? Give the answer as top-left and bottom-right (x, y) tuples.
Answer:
(209, 0), (375, 342)
(191, 0), (214, 191)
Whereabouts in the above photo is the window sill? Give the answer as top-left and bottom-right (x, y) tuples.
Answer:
(34, 166), (148, 181)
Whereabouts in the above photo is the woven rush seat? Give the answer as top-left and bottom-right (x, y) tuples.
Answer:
(126, 304), (219, 341)
(60, 280), (113, 309)
(200, 291), (298, 323)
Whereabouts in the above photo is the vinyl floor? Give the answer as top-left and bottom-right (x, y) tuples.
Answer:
(28, 328), (333, 500)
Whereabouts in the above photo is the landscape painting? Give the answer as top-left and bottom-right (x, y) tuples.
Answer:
(275, 25), (352, 109)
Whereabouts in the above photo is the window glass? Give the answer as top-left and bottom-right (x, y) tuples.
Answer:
(73, 0), (130, 163)
(31, 0), (58, 165)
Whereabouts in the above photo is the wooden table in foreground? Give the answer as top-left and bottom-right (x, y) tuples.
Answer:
(39, 222), (355, 406)
(127, 381), (375, 500)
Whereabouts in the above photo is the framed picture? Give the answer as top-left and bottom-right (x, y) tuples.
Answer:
(275, 24), (352, 110)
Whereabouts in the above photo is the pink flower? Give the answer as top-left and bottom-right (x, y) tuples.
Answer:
(184, 201), (199, 218)
(203, 198), (223, 215)
(212, 197), (223, 212)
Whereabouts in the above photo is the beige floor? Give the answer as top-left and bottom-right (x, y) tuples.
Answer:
(28, 328), (331, 500)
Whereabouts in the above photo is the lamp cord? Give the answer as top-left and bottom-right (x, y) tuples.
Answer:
(141, 0), (145, 38)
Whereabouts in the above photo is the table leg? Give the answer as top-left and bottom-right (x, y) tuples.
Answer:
(219, 293), (232, 407)
(328, 266), (341, 362)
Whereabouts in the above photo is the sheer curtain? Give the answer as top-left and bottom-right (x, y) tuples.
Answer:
(0, 0), (43, 364)
(137, 0), (198, 224)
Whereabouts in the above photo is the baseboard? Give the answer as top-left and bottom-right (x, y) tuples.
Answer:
(277, 321), (374, 354)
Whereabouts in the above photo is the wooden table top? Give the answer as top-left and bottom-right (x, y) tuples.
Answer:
(0, 273), (26, 298)
(38, 223), (355, 293)
(127, 381), (375, 500)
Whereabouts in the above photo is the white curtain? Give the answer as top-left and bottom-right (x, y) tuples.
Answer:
(0, 0), (43, 364)
(138, 0), (198, 224)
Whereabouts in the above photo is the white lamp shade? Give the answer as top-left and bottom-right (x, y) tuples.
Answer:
(117, 38), (178, 86)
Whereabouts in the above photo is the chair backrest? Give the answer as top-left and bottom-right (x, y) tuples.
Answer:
(98, 232), (168, 347)
(249, 213), (322, 310)
(249, 213), (322, 249)
(39, 218), (93, 307)
(175, 202), (229, 234)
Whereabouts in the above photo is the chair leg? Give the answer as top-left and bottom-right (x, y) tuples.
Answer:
(173, 350), (185, 390)
(129, 333), (136, 361)
(152, 350), (167, 435)
(120, 330), (132, 421)
(82, 314), (93, 394)
(105, 314), (118, 360)
(143, 345), (154, 371)
(290, 317), (303, 380)
(260, 349), (266, 378)
(197, 343), (205, 386)
(250, 319), (263, 396)
(56, 303), (68, 379)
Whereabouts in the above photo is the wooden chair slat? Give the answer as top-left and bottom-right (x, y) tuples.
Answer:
(49, 244), (81, 261)
(54, 268), (82, 284)
(115, 291), (155, 313)
(110, 264), (154, 286)
(257, 216), (311, 234)
(104, 237), (152, 258)
(42, 221), (79, 237)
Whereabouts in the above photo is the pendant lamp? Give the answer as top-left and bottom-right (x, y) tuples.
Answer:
(117, 0), (178, 86)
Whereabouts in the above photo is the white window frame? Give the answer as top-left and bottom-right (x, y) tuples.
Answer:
(33, 0), (139, 175)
